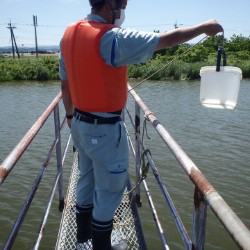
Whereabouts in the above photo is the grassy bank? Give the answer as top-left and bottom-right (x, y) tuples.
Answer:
(0, 55), (59, 82)
(1, 34), (250, 82)
(128, 59), (250, 81)
(1, 55), (249, 83)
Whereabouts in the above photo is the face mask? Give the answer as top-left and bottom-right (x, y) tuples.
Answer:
(114, 9), (125, 27)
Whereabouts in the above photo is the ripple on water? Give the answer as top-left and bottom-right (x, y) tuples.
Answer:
(1, 80), (249, 249)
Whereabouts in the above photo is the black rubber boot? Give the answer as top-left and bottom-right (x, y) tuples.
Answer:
(91, 218), (113, 250)
(76, 204), (93, 243)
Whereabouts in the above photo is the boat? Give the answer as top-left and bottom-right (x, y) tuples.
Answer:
(1, 84), (250, 250)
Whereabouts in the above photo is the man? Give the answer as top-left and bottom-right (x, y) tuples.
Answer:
(59, 0), (223, 249)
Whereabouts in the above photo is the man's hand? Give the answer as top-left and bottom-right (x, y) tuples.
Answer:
(157, 19), (224, 50)
(67, 118), (72, 129)
(202, 19), (224, 37)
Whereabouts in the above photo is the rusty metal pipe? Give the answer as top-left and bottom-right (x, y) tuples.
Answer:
(125, 105), (192, 249)
(0, 92), (62, 185)
(54, 104), (64, 212)
(128, 84), (250, 250)
(33, 133), (71, 249)
(207, 192), (250, 249)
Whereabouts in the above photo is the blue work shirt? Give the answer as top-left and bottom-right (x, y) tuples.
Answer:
(59, 14), (160, 81)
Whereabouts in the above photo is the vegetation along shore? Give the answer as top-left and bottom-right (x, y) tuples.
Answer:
(0, 35), (249, 82)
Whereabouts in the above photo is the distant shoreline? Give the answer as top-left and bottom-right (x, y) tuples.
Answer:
(0, 45), (60, 54)
(1, 35), (250, 81)
(2, 52), (59, 57)
(0, 55), (249, 82)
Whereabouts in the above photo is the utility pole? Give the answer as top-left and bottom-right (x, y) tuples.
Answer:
(7, 21), (15, 58)
(11, 27), (20, 58)
(7, 21), (20, 59)
(33, 15), (38, 58)
(174, 20), (183, 29)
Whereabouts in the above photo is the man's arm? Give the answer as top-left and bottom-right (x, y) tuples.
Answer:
(156, 19), (223, 50)
(61, 80), (74, 128)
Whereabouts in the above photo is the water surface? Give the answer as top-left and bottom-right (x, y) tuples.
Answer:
(0, 79), (249, 249)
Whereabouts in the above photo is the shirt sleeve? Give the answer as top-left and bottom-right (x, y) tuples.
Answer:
(100, 28), (160, 67)
(59, 40), (68, 81)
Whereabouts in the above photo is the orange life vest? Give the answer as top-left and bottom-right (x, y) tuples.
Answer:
(62, 20), (128, 112)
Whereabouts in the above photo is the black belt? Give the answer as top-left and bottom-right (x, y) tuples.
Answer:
(74, 109), (121, 125)
(75, 108), (122, 116)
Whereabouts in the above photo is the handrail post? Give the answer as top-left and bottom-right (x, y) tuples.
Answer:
(192, 186), (207, 250)
(135, 101), (142, 207)
(54, 104), (64, 212)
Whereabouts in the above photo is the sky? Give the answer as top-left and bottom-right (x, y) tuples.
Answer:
(0, 0), (250, 48)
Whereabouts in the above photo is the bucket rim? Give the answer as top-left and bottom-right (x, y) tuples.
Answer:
(200, 66), (242, 75)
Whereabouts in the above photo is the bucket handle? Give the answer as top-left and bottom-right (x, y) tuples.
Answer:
(216, 46), (227, 72)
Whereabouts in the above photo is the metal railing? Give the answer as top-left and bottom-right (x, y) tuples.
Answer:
(0, 92), (70, 250)
(127, 83), (250, 250)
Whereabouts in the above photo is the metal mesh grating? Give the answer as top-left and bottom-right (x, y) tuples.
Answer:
(56, 152), (146, 250)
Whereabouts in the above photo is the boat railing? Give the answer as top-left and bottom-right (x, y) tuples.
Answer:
(1, 85), (250, 249)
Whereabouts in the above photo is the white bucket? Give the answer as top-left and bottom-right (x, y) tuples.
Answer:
(200, 66), (242, 109)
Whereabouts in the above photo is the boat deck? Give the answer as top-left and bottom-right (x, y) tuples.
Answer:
(56, 151), (146, 250)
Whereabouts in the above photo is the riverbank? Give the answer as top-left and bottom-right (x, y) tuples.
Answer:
(1, 55), (249, 82)
(1, 34), (250, 82)
(0, 55), (59, 82)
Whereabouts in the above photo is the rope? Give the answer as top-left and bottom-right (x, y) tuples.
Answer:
(125, 117), (153, 197)
(142, 115), (152, 144)
(141, 149), (151, 180)
(128, 35), (208, 91)
(125, 148), (151, 196)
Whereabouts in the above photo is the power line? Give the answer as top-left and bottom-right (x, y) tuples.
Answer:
(0, 22), (65, 28)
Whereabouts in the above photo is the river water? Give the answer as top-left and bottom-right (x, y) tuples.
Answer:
(0, 79), (249, 250)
